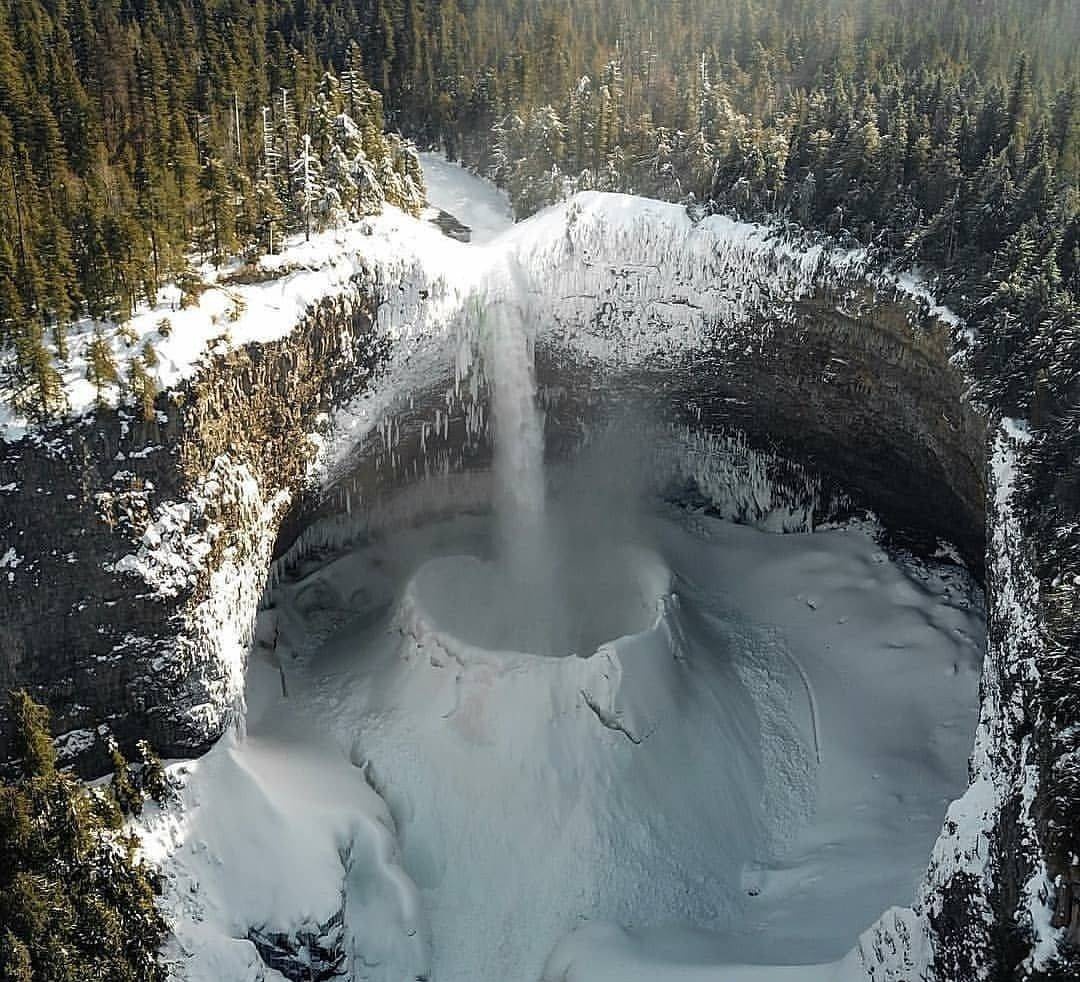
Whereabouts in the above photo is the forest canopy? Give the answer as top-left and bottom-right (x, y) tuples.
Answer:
(0, 0), (1075, 427)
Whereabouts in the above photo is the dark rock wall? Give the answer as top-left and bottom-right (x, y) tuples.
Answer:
(0, 290), (384, 773)
(283, 283), (986, 581)
(683, 288), (986, 572)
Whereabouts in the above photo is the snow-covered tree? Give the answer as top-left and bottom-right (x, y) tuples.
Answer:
(292, 134), (324, 240)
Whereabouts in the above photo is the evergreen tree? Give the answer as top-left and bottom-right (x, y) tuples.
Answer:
(292, 133), (325, 240)
(0, 691), (167, 982)
(108, 737), (141, 817)
(9, 690), (54, 778)
(86, 331), (119, 406)
(136, 740), (172, 805)
(200, 153), (237, 265)
(127, 354), (156, 422)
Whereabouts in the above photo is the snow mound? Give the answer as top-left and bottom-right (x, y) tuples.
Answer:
(145, 498), (984, 982)
(139, 722), (428, 982)
(312, 544), (794, 982)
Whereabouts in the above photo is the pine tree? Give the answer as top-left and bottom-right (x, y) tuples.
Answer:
(0, 930), (32, 982)
(128, 354), (157, 422)
(200, 153), (237, 265)
(86, 331), (119, 406)
(136, 739), (172, 805)
(1051, 80), (1079, 183)
(1004, 52), (1035, 154)
(108, 738), (142, 817)
(258, 105), (284, 254)
(0, 692), (167, 982)
(9, 689), (54, 778)
(292, 133), (325, 240)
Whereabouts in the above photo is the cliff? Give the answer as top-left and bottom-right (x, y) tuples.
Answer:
(0, 290), (384, 773)
(0, 185), (1074, 978)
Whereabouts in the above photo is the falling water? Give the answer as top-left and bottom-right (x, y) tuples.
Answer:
(460, 286), (573, 652)
(486, 299), (548, 581)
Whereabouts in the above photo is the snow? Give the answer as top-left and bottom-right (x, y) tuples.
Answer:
(890, 270), (963, 329)
(418, 152), (514, 243)
(908, 416), (1061, 979)
(543, 923), (871, 982)
(0, 204), (460, 443)
(53, 727), (97, 761)
(656, 426), (827, 532)
(150, 462), (983, 982)
(139, 729), (427, 982)
(321, 167), (972, 493)
(494, 193), (869, 368)
(0, 545), (22, 583)
(978, 419), (1063, 973)
(107, 500), (213, 598)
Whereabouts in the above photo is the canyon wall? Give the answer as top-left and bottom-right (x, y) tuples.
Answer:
(0, 290), (384, 774)
(1, 193), (1074, 977)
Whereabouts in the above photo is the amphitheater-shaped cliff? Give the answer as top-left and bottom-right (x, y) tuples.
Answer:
(0, 161), (1073, 981)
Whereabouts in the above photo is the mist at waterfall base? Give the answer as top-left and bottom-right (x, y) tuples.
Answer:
(434, 299), (655, 659)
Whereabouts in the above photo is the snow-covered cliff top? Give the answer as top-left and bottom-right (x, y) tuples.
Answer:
(0, 155), (961, 444)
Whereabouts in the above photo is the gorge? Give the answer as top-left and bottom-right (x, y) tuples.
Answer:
(0, 156), (1069, 981)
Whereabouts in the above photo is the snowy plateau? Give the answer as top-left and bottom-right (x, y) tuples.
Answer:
(113, 156), (1014, 982)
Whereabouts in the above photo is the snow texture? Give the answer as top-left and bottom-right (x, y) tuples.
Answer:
(319, 162), (969, 501)
(0, 544), (22, 583)
(146, 496), (984, 982)
(138, 730), (426, 982)
(419, 152), (514, 243)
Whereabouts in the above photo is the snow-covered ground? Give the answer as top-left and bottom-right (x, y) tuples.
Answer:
(143, 492), (982, 982)
(419, 152), (514, 243)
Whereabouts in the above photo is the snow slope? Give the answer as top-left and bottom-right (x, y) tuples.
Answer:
(139, 724), (428, 982)
(154, 508), (978, 982)
(145, 479), (983, 982)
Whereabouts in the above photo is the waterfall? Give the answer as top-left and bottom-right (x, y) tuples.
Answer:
(487, 299), (548, 584)
(469, 284), (572, 652)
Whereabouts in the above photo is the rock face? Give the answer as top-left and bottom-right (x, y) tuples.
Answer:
(535, 284), (986, 572)
(914, 424), (1080, 982)
(0, 290), (384, 774)
(0, 192), (1073, 979)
